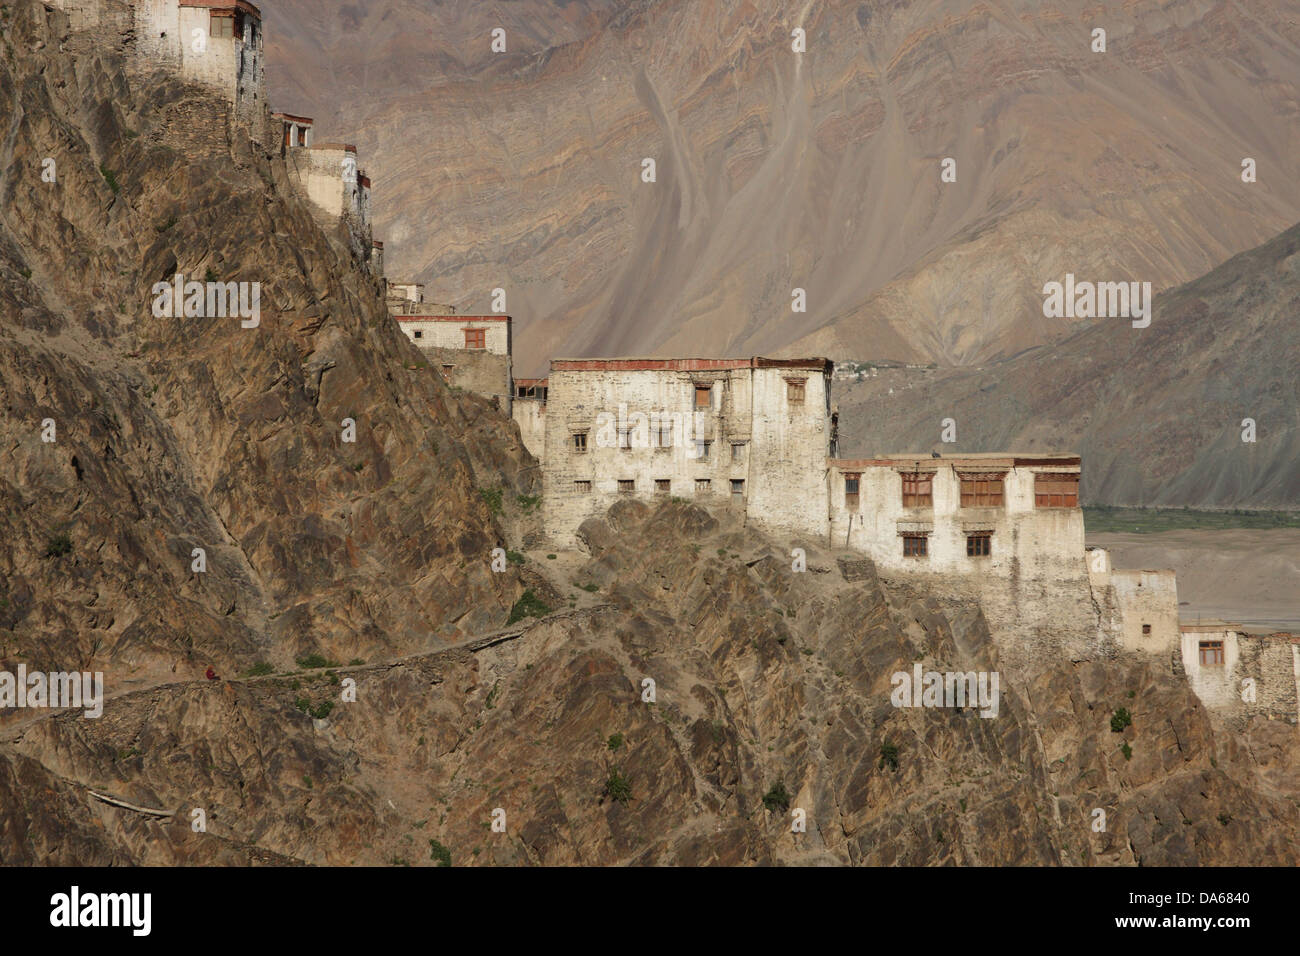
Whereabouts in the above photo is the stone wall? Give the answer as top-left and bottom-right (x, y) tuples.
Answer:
(1178, 626), (1300, 726)
(828, 456), (1103, 664)
(512, 399), (545, 459)
(540, 358), (833, 548)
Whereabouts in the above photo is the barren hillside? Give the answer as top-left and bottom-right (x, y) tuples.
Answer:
(268, 0), (1300, 376)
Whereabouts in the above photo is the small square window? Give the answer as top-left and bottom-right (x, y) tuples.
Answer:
(902, 473), (933, 508)
(464, 328), (486, 349)
(573, 432), (588, 453)
(1199, 640), (1224, 666)
(1141, 624), (1152, 635)
(966, 533), (991, 557)
(574, 480), (591, 493)
(695, 384), (712, 408)
(698, 440), (712, 461)
(618, 479), (634, 494)
(441, 365), (454, 374)
(730, 479), (745, 497)
(655, 479), (670, 493)
(695, 478), (711, 493)
(731, 443), (745, 463)
(902, 534), (928, 557)
(786, 378), (806, 403)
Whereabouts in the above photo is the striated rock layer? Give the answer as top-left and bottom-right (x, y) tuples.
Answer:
(268, 0), (1300, 374)
(4, 499), (1298, 865)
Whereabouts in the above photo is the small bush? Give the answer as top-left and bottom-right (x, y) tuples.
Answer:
(428, 839), (452, 867)
(762, 780), (791, 812)
(1121, 742), (1133, 761)
(241, 661), (274, 678)
(1110, 707), (1132, 733)
(348, 658), (365, 666)
(607, 732), (624, 752)
(506, 589), (551, 625)
(310, 700), (334, 720)
(204, 267), (219, 283)
(296, 653), (339, 670)
(516, 494), (541, 514)
(604, 767), (632, 804)
(578, 582), (599, 593)
(99, 164), (119, 194)
(478, 487), (503, 515)
(44, 534), (72, 558)
(506, 550), (526, 565)
(879, 741), (900, 772)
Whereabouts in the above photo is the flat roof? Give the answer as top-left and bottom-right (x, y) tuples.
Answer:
(550, 357), (831, 372)
(272, 112), (314, 124)
(831, 454), (1081, 468)
(181, 1), (261, 16)
(395, 315), (510, 323)
(311, 143), (357, 153)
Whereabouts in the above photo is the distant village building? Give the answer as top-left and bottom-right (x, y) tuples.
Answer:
(395, 315), (513, 412)
(50, 0), (269, 142)
(1178, 623), (1300, 726)
(519, 354), (1196, 667)
(281, 137), (378, 269)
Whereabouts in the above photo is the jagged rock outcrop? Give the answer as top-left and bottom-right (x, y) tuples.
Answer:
(0, 0), (537, 692)
(6, 498), (1298, 865)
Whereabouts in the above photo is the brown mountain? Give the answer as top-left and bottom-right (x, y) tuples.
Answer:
(833, 220), (1300, 507)
(2, 0), (1299, 867)
(266, 0), (1300, 376)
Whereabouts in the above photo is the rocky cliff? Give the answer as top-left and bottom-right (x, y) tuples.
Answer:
(6, 498), (1299, 865)
(1, 0), (1296, 867)
(0, 0), (537, 693)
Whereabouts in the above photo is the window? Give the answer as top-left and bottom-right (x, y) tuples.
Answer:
(1035, 474), (1079, 508)
(695, 384), (712, 408)
(210, 14), (234, 39)
(573, 432), (588, 453)
(617, 479), (634, 494)
(655, 479), (670, 494)
(901, 473), (933, 508)
(617, 425), (632, 450)
(441, 365), (454, 374)
(698, 440), (712, 461)
(574, 480), (591, 493)
(902, 534), (928, 557)
(730, 479), (745, 499)
(463, 328), (486, 350)
(695, 479), (711, 493)
(959, 474), (1004, 507)
(1199, 641), (1224, 666)
(731, 443), (745, 463)
(966, 533), (991, 557)
(786, 378), (806, 403)
(413, 330), (423, 339)
(844, 473), (861, 511)
(654, 421), (674, 449)
(1141, 624), (1152, 635)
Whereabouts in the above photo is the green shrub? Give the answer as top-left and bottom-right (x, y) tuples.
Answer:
(607, 732), (624, 752)
(478, 487), (503, 515)
(348, 658), (365, 666)
(44, 534), (72, 558)
(1121, 742), (1133, 761)
(762, 780), (791, 812)
(506, 589), (551, 625)
(1110, 707), (1132, 733)
(296, 653), (339, 670)
(578, 582), (599, 593)
(516, 494), (541, 514)
(428, 839), (452, 867)
(310, 700), (334, 720)
(240, 661), (274, 678)
(99, 164), (119, 194)
(879, 741), (900, 772)
(604, 768), (632, 804)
